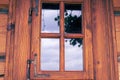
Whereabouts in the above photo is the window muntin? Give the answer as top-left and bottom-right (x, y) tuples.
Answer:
(31, 0), (93, 79)
(40, 3), (83, 71)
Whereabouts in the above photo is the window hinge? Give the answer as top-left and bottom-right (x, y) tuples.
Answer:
(27, 54), (37, 80)
(28, 0), (39, 23)
(7, 23), (15, 31)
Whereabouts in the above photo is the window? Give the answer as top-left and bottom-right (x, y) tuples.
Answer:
(31, 0), (93, 79)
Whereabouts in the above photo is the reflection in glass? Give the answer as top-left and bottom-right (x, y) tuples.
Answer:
(41, 38), (59, 71)
(42, 3), (60, 33)
(64, 4), (82, 33)
(65, 38), (83, 71)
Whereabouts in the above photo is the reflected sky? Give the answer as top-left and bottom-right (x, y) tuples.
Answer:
(42, 4), (60, 33)
(41, 38), (83, 71)
(65, 39), (83, 71)
(41, 38), (60, 71)
(40, 3), (83, 71)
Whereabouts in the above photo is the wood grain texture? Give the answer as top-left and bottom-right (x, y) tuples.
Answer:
(12, 0), (31, 80)
(0, 62), (5, 75)
(0, 14), (7, 28)
(5, 0), (16, 80)
(113, 0), (120, 8)
(91, 0), (118, 80)
(0, 0), (9, 4)
(115, 16), (120, 32)
(116, 32), (120, 56)
(118, 62), (120, 80)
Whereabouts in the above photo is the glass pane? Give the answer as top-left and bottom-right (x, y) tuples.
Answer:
(64, 4), (82, 34)
(42, 3), (60, 33)
(65, 38), (83, 71)
(41, 38), (59, 71)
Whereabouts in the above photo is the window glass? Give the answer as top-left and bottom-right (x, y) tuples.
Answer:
(42, 3), (60, 33)
(65, 38), (83, 71)
(64, 4), (82, 34)
(41, 38), (60, 71)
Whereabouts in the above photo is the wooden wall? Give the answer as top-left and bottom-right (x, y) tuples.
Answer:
(115, 16), (120, 80)
(113, 0), (120, 80)
(0, 14), (8, 80)
(0, 0), (120, 80)
(0, 0), (9, 80)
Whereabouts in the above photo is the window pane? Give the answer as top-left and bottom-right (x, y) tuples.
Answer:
(42, 3), (60, 33)
(65, 38), (83, 71)
(41, 38), (59, 71)
(64, 4), (82, 34)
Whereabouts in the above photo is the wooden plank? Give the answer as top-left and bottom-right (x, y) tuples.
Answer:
(116, 32), (120, 56)
(0, 33), (6, 53)
(115, 16), (120, 32)
(0, 62), (5, 75)
(0, 0), (9, 4)
(113, 0), (120, 8)
(5, 0), (16, 80)
(0, 14), (7, 29)
(91, 0), (118, 80)
(12, 0), (31, 80)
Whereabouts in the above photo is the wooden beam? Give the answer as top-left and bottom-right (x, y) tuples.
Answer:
(12, 0), (31, 80)
(91, 0), (118, 80)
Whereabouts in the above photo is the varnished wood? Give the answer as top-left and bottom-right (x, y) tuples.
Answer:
(64, 33), (84, 38)
(31, 0), (93, 79)
(113, 0), (120, 8)
(30, 0), (41, 78)
(60, 1), (65, 72)
(0, 0), (9, 4)
(5, 0), (16, 80)
(0, 62), (5, 76)
(41, 33), (60, 38)
(83, 0), (93, 79)
(116, 32), (120, 56)
(91, 0), (118, 80)
(115, 16), (120, 32)
(42, 0), (83, 3)
(12, 0), (31, 80)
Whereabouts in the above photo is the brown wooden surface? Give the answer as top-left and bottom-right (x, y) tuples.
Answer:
(113, 0), (120, 8)
(12, 0), (31, 80)
(0, 78), (4, 80)
(118, 62), (120, 80)
(5, 0), (16, 80)
(115, 16), (120, 57)
(31, 0), (93, 79)
(0, 13), (7, 80)
(0, 0), (9, 4)
(91, 0), (118, 80)
(0, 62), (5, 75)
(115, 16), (120, 32)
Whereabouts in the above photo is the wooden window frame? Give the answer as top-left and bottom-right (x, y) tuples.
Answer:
(30, 0), (93, 79)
